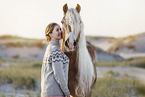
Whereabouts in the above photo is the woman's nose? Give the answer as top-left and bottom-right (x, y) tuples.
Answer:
(59, 30), (61, 33)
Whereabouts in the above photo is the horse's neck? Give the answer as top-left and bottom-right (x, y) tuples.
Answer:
(65, 49), (78, 79)
(78, 32), (86, 49)
(65, 49), (77, 58)
(65, 48), (78, 65)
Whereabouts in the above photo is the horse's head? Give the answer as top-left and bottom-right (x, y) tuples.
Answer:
(61, 4), (83, 52)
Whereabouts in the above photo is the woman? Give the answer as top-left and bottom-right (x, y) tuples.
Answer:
(41, 23), (70, 97)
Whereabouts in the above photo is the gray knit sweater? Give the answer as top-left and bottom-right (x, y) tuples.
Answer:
(41, 41), (70, 96)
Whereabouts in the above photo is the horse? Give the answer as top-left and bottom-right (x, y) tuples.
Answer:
(60, 4), (97, 97)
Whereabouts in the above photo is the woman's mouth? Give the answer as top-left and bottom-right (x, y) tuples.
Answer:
(58, 34), (61, 37)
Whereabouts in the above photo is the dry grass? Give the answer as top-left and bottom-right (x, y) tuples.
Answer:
(92, 72), (145, 97)
(96, 61), (125, 67)
(0, 61), (41, 89)
(0, 35), (45, 49)
(2, 41), (45, 49)
(0, 59), (145, 97)
(106, 36), (136, 53)
(96, 57), (145, 68)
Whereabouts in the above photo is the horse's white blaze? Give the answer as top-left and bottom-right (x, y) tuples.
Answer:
(64, 9), (95, 96)
(68, 32), (75, 42)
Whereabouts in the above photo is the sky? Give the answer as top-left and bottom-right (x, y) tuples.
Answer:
(0, 0), (145, 39)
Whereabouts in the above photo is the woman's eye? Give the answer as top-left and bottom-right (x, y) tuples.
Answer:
(56, 28), (61, 32)
(56, 29), (59, 31)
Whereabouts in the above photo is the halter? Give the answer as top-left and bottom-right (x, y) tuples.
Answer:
(61, 28), (81, 52)
(76, 30), (81, 42)
(66, 24), (81, 43)
(76, 21), (82, 42)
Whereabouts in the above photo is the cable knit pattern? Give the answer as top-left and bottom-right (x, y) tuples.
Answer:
(41, 41), (70, 96)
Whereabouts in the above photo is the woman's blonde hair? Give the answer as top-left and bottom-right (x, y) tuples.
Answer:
(45, 23), (59, 42)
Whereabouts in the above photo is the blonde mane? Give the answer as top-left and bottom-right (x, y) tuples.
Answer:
(66, 9), (95, 96)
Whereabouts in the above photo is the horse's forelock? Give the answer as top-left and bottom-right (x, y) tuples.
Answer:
(65, 8), (83, 39)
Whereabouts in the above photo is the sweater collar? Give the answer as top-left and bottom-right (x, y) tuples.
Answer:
(49, 41), (59, 47)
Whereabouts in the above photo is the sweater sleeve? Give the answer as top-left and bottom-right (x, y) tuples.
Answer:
(51, 49), (70, 96)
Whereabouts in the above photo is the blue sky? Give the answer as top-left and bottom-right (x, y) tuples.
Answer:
(0, 0), (145, 39)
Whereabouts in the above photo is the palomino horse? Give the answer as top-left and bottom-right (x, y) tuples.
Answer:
(61, 4), (97, 97)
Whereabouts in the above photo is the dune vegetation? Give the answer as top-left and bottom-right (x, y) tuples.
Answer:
(0, 60), (41, 89)
(0, 59), (145, 97)
(96, 57), (145, 68)
(0, 35), (145, 96)
(92, 72), (145, 97)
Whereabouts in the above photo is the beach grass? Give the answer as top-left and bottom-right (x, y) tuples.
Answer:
(96, 61), (125, 67)
(0, 60), (42, 90)
(92, 72), (145, 97)
(0, 35), (45, 49)
(96, 57), (145, 68)
(0, 58), (145, 96)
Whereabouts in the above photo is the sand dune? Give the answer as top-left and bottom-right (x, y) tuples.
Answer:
(86, 32), (145, 59)
(0, 35), (123, 61)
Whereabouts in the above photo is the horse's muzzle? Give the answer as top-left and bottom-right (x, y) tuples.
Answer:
(65, 38), (77, 51)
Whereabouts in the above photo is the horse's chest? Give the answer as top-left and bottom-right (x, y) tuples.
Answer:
(65, 51), (78, 76)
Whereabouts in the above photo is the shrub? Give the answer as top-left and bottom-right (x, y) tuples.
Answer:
(13, 55), (19, 59)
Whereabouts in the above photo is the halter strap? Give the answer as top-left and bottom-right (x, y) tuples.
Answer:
(66, 24), (81, 42)
(76, 30), (81, 42)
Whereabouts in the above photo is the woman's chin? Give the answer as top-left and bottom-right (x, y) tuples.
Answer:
(58, 36), (62, 39)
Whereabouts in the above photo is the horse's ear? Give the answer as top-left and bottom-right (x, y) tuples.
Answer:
(63, 3), (68, 15)
(75, 4), (81, 13)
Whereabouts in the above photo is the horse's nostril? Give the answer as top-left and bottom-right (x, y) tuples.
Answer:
(65, 38), (69, 48)
(74, 40), (77, 47)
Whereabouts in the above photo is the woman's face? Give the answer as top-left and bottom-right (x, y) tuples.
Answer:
(50, 25), (62, 41)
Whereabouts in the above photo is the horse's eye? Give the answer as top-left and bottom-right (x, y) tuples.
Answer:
(63, 28), (65, 33)
(61, 16), (66, 24)
(61, 20), (64, 24)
